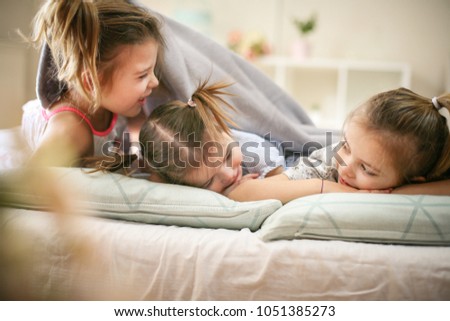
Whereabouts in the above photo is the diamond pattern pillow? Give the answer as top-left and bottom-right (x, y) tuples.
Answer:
(257, 193), (450, 245)
(0, 167), (281, 231)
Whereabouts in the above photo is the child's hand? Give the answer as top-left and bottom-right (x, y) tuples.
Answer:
(328, 181), (359, 193)
(223, 173), (259, 197)
(239, 173), (260, 184)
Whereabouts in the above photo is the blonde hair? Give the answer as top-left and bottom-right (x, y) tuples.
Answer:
(28, 0), (164, 111)
(346, 87), (450, 181)
(139, 80), (236, 184)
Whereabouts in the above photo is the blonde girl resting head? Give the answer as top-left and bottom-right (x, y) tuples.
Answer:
(338, 88), (450, 187)
(139, 80), (250, 194)
(22, 0), (164, 165)
(284, 88), (450, 189)
(139, 84), (450, 204)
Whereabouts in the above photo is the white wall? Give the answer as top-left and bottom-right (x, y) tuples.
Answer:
(0, 0), (40, 129)
(1, 0), (448, 128)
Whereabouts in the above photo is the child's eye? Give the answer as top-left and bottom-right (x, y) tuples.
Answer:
(361, 164), (376, 176)
(202, 177), (213, 188)
(138, 73), (148, 79)
(341, 141), (349, 152)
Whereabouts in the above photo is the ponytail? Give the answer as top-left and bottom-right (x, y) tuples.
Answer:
(31, 0), (101, 109)
(189, 79), (237, 140)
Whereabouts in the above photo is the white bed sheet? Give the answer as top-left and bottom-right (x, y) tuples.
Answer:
(2, 208), (450, 300)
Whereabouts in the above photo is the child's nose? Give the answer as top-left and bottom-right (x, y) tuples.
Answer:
(147, 74), (159, 90)
(341, 160), (355, 178)
(230, 147), (242, 168)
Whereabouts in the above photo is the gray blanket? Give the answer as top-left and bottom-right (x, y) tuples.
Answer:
(36, 2), (339, 153)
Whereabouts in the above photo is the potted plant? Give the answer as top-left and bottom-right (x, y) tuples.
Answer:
(293, 14), (316, 36)
(291, 14), (317, 60)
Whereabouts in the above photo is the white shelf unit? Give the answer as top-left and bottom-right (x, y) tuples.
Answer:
(255, 56), (411, 129)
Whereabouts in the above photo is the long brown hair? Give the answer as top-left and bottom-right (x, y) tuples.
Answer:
(346, 87), (450, 181)
(28, 0), (165, 111)
(139, 80), (236, 184)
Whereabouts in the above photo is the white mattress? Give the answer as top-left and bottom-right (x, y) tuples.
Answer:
(2, 208), (450, 300)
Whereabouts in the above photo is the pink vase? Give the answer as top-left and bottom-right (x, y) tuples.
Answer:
(291, 38), (311, 60)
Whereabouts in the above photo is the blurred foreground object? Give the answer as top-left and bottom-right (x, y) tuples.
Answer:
(0, 129), (131, 300)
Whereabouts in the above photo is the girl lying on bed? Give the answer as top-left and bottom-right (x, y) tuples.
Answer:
(99, 80), (450, 204)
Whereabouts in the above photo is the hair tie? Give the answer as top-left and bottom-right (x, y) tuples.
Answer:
(187, 98), (196, 108)
(432, 97), (450, 131)
(432, 97), (441, 110)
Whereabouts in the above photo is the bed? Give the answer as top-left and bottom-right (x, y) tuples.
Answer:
(1, 127), (450, 301)
(2, 2), (450, 300)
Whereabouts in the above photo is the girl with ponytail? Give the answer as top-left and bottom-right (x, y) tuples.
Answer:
(138, 79), (259, 192)
(21, 0), (164, 165)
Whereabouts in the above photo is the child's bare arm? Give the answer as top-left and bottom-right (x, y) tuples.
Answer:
(226, 174), (357, 204)
(391, 179), (450, 196)
(31, 113), (93, 167)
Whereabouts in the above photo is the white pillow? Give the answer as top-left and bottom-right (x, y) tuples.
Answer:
(257, 193), (450, 245)
(0, 167), (281, 231)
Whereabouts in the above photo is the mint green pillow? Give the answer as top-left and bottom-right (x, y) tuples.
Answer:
(257, 193), (450, 245)
(0, 167), (281, 231)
